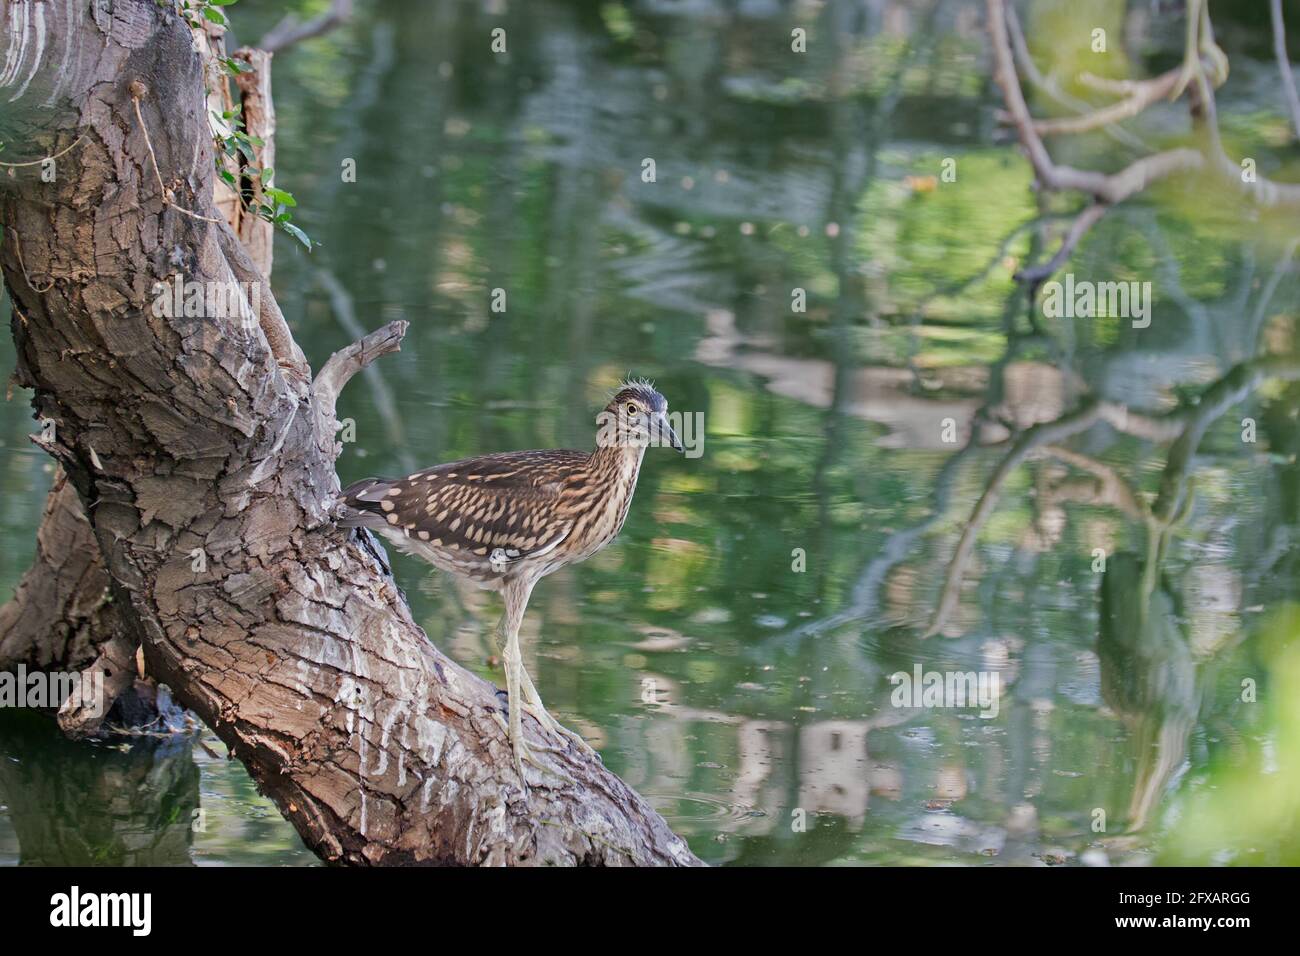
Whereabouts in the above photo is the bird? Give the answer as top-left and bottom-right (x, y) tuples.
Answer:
(336, 379), (684, 788)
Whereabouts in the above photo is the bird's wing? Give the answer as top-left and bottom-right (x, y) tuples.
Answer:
(339, 450), (585, 562)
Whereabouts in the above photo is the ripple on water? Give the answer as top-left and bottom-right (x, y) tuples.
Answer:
(646, 790), (765, 827)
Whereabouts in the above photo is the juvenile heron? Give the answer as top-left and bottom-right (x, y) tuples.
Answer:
(337, 380), (683, 786)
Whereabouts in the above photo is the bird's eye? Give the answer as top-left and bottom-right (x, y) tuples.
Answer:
(626, 403), (638, 417)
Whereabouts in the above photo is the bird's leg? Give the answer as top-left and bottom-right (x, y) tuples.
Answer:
(493, 601), (588, 754)
(489, 613), (561, 746)
(498, 578), (574, 789)
(516, 664), (595, 756)
(501, 625), (540, 784)
(493, 605), (593, 758)
(490, 611), (506, 661)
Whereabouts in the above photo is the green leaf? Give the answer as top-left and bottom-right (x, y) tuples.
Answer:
(201, 7), (226, 25)
(281, 222), (312, 250)
(264, 187), (296, 207)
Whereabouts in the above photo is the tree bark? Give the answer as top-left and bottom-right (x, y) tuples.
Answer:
(0, 467), (119, 675)
(0, 465), (159, 737)
(0, 0), (699, 866)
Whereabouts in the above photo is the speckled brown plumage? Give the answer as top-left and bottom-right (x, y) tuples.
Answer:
(336, 380), (683, 789)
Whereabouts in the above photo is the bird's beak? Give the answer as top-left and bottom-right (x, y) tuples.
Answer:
(658, 412), (684, 453)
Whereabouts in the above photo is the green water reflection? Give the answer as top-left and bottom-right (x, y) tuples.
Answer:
(1, 0), (1298, 866)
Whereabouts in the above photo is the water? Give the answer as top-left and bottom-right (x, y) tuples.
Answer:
(2, 0), (1298, 866)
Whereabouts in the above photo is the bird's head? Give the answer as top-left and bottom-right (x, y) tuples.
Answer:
(596, 378), (683, 453)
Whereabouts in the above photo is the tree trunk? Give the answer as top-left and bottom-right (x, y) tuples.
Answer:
(0, 0), (699, 867)
(0, 467), (120, 676)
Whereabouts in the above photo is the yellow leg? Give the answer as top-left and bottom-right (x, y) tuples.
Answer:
(497, 577), (576, 790)
(517, 664), (595, 756)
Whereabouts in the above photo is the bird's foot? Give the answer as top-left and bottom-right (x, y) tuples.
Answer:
(517, 677), (596, 758)
(520, 697), (595, 758)
(511, 728), (558, 790)
(492, 692), (574, 792)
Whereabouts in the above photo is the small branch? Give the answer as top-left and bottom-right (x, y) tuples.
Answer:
(925, 357), (1300, 637)
(1015, 202), (1109, 288)
(7, 226), (54, 292)
(1245, 236), (1300, 355)
(988, 1), (1202, 206)
(1191, 64), (1300, 207)
(1271, 0), (1300, 141)
(1028, 69), (1180, 136)
(260, 0), (353, 54)
(1151, 357), (1300, 523)
(1077, 73), (1154, 96)
(131, 90), (221, 223)
(312, 320), (410, 442)
(56, 633), (137, 739)
(989, 0), (1300, 285)
(1004, 4), (1149, 152)
(904, 213), (1066, 378)
(315, 269), (414, 472)
(924, 400), (1109, 637)
(1040, 445), (1148, 519)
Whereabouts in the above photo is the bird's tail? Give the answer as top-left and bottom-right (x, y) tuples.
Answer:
(337, 477), (398, 531)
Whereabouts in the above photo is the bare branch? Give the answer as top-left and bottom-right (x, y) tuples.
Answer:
(988, 0), (1300, 286)
(312, 319), (410, 439)
(1040, 445), (1148, 519)
(261, 0), (354, 54)
(925, 357), (1300, 637)
(1029, 70), (1180, 136)
(924, 400), (1109, 637)
(988, 0), (1203, 207)
(1271, 0), (1300, 141)
(1015, 203), (1108, 288)
(315, 269), (415, 472)
(1003, 3), (1149, 152)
